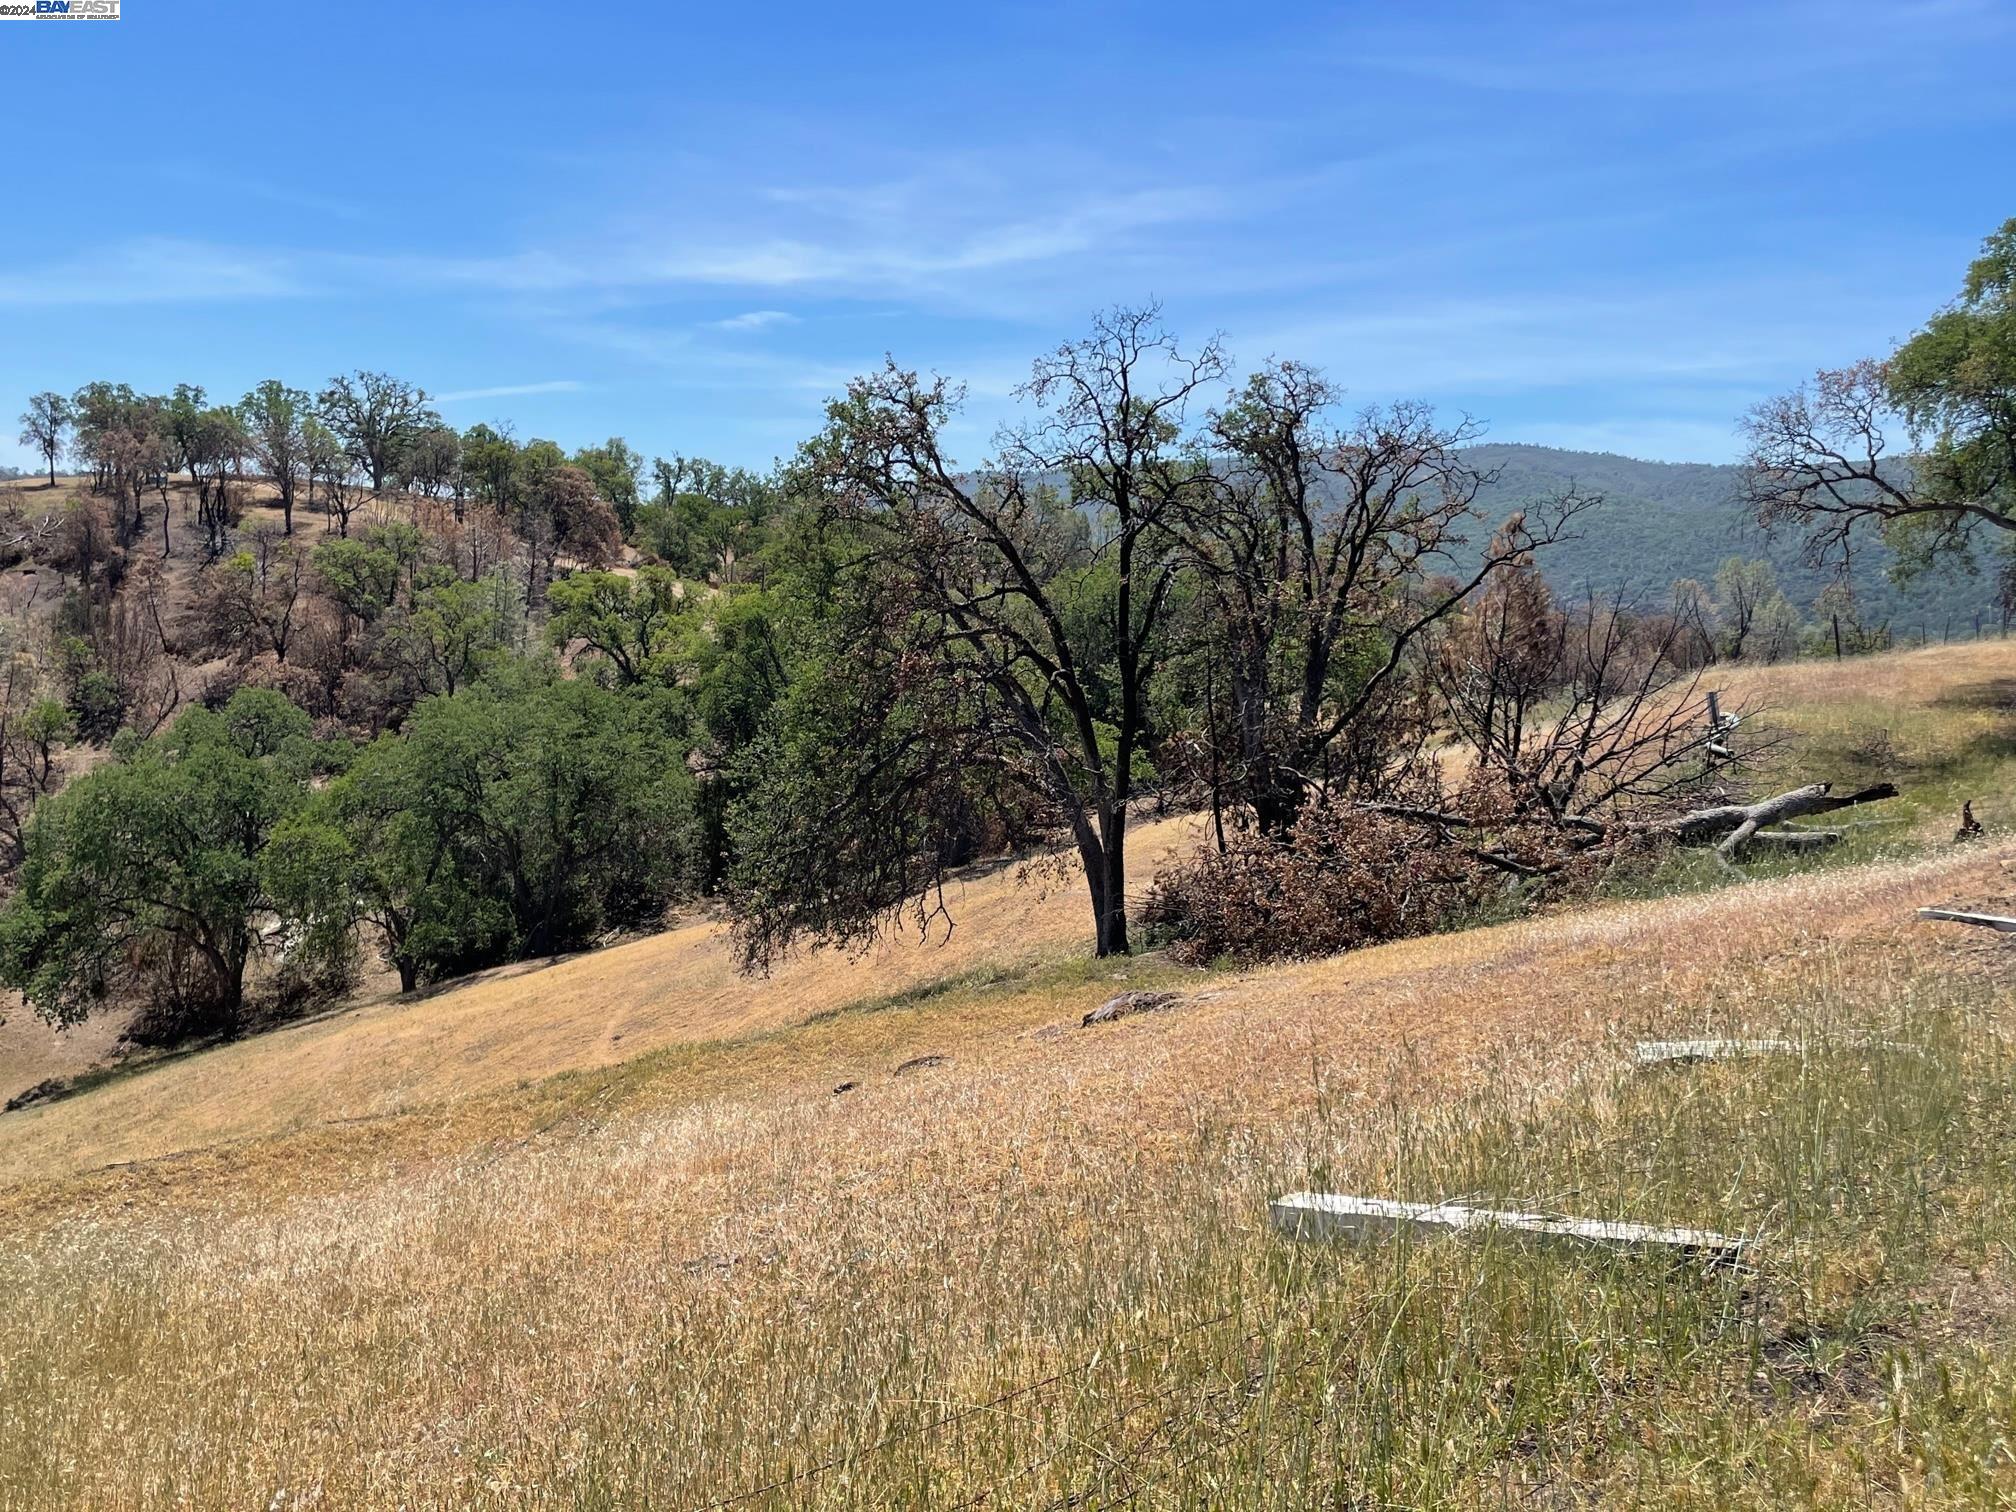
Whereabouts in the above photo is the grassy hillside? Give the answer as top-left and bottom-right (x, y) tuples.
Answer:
(1465, 443), (2001, 632)
(0, 816), (1205, 1183)
(3, 641), (2016, 1505)
(3, 640), (2011, 1187)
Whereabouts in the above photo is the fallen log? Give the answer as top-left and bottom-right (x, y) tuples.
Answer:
(1665, 782), (1901, 858)
(1081, 990), (1228, 1028)
(1360, 780), (1901, 867)
(1082, 990), (1181, 1027)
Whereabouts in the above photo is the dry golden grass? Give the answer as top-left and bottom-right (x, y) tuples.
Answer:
(7, 636), (2012, 1193)
(2, 841), (2011, 1506)
(1715, 634), (2016, 711)
(0, 1003), (130, 1107)
(0, 816), (1205, 1187)
(4, 639), (2016, 1507)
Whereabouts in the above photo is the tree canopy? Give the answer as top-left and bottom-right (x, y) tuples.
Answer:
(0, 690), (322, 1030)
(1741, 216), (2016, 578)
(5, 229), (2011, 1034)
(269, 674), (697, 988)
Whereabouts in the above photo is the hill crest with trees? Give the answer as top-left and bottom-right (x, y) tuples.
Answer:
(1, 214), (2010, 1046)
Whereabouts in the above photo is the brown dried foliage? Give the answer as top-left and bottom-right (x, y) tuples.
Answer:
(1141, 799), (1489, 964)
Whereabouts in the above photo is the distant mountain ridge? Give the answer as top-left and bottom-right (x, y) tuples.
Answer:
(1462, 443), (1997, 633)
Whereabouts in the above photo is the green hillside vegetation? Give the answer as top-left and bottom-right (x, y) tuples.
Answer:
(1, 218), (2011, 1062)
(1463, 443), (1999, 633)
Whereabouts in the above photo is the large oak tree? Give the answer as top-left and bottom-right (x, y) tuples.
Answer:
(737, 306), (1222, 961)
(318, 371), (440, 496)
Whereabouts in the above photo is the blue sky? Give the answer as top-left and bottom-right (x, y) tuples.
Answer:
(2, 0), (2011, 472)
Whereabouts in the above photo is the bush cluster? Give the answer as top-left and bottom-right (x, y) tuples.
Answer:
(1140, 801), (1489, 966)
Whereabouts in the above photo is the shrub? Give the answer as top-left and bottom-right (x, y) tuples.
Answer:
(1140, 800), (1488, 966)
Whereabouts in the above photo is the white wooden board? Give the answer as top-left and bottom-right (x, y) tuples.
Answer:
(1269, 1192), (1745, 1265)
(1634, 1038), (1795, 1066)
(1919, 907), (2016, 933)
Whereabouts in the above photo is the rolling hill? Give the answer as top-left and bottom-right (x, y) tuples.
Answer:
(4, 640), (2016, 1505)
(2, 639), (2012, 1189)
(1464, 442), (2000, 632)
(4, 641), (2016, 1506)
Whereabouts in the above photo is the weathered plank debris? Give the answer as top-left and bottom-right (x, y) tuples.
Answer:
(1634, 1038), (1796, 1067)
(1918, 907), (2016, 933)
(1269, 1192), (1746, 1265)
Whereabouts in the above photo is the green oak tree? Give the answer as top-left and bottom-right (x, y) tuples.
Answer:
(0, 690), (321, 1031)
(317, 371), (440, 496)
(17, 391), (71, 486)
(1743, 216), (2016, 576)
(545, 566), (688, 686)
(573, 436), (646, 531)
(238, 380), (312, 534)
(272, 676), (697, 977)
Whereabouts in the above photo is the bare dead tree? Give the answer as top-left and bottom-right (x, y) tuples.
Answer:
(1174, 362), (1598, 832)
(1739, 357), (2013, 575)
(48, 495), (119, 592)
(1371, 568), (1882, 878)
(184, 541), (313, 665)
(1742, 221), (2016, 577)
(1666, 578), (1720, 668)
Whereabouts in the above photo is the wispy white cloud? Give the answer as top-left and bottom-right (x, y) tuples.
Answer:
(1241, 278), (1911, 400)
(433, 380), (585, 403)
(331, 181), (1228, 303)
(709, 309), (799, 332)
(0, 170), (1222, 321)
(0, 237), (307, 307)
(547, 318), (858, 391)
(159, 163), (369, 222)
